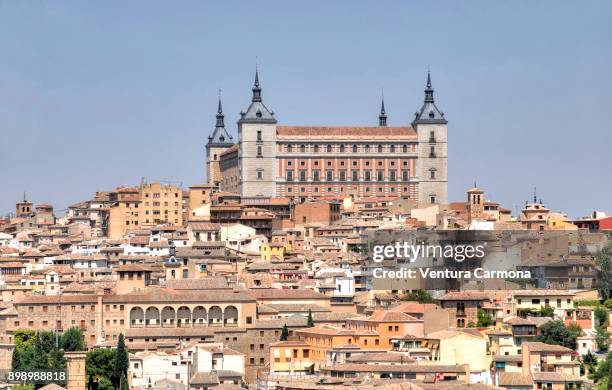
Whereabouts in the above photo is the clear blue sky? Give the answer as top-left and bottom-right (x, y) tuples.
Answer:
(0, 1), (610, 218)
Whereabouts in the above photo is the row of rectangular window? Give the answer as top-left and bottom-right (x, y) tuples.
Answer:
(286, 186), (415, 195)
(283, 144), (416, 153)
(287, 160), (412, 168)
(286, 170), (418, 181)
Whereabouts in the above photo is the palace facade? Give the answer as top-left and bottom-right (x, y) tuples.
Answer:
(206, 71), (448, 204)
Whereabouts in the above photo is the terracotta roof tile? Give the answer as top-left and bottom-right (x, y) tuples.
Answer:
(522, 341), (573, 353)
(276, 126), (416, 140)
(246, 288), (327, 300)
(498, 372), (533, 386)
(164, 278), (230, 290)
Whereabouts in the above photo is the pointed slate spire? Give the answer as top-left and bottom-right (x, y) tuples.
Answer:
(207, 90), (233, 146)
(252, 66), (262, 103)
(215, 92), (225, 128)
(412, 69), (447, 125)
(424, 70), (435, 103)
(378, 96), (387, 126)
(239, 65), (276, 124)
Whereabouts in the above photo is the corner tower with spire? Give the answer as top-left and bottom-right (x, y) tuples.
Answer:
(378, 97), (387, 127)
(237, 67), (277, 197)
(414, 70), (448, 205)
(206, 92), (235, 186)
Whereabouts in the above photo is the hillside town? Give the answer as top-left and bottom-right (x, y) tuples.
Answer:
(1, 175), (611, 390)
(1, 68), (612, 390)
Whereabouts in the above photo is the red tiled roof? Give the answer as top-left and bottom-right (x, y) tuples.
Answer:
(296, 325), (378, 336)
(187, 222), (221, 231)
(498, 372), (533, 386)
(319, 363), (469, 374)
(390, 301), (438, 314)
(276, 126), (416, 139)
(247, 288), (328, 300)
(522, 341), (573, 353)
(351, 310), (419, 322)
(440, 291), (491, 301)
(220, 144), (239, 157)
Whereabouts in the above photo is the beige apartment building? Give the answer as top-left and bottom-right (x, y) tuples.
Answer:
(187, 183), (215, 220)
(139, 182), (183, 226)
(108, 187), (140, 239)
(108, 182), (183, 238)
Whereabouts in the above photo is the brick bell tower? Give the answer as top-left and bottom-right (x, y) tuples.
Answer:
(467, 183), (485, 223)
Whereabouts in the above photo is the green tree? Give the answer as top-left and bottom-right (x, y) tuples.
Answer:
(87, 375), (95, 390)
(591, 351), (612, 386)
(595, 306), (610, 327)
(33, 331), (66, 369)
(583, 350), (598, 375)
(48, 347), (67, 370)
(12, 330), (66, 370)
(15, 343), (37, 370)
(476, 309), (494, 327)
(538, 320), (579, 350)
(280, 324), (289, 341)
(13, 330), (36, 349)
(98, 377), (114, 390)
(12, 385), (35, 390)
(12, 329), (36, 368)
(61, 327), (85, 351)
(113, 334), (128, 387)
(86, 348), (116, 385)
(32, 332), (51, 369)
(307, 309), (314, 327)
(401, 290), (436, 304)
(539, 306), (555, 317)
(120, 373), (129, 390)
(11, 347), (21, 370)
(113, 334), (129, 387)
(567, 322), (584, 338)
(596, 242), (612, 301)
(595, 325), (611, 352)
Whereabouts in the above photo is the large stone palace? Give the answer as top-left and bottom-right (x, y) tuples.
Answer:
(206, 70), (448, 204)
